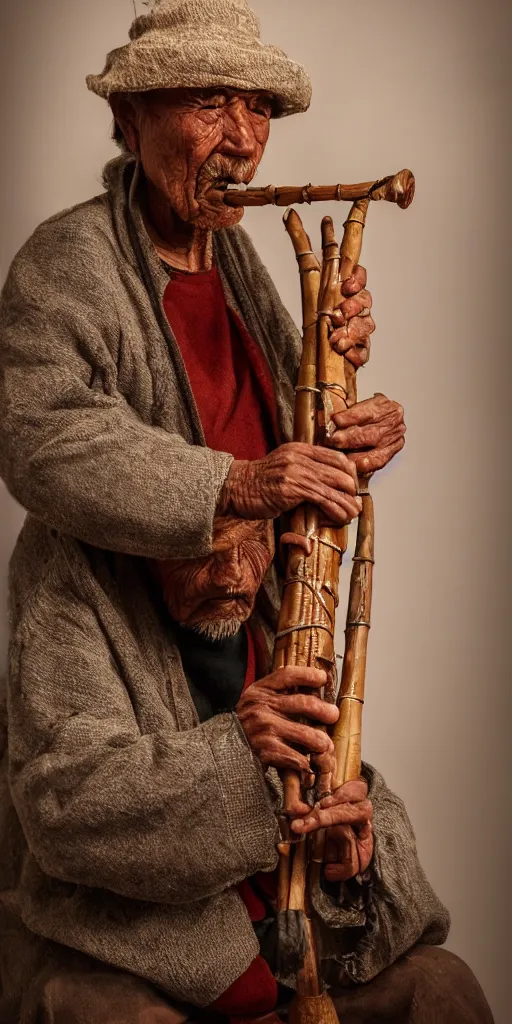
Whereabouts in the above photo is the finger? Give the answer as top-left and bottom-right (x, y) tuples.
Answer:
(340, 289), (373, 322)
(315, 496), (359, 527)
(300, 461), (361, 497)
(280, 532), (313, 557)
(319, 780), (368, 807)
(272, 693), (340, 726)
(331, 395), (395, 430)
(330, 289), (373, 327)
(294, 469), (363, 515)
(356, 822), (374, 874)
(291, 798), (373, 833)
(329, 318), (375, 355)
(324, 826), (360, 881)
(341, 265), (367, 297)
(258, 737), (313, 775)
(327, 421), (406, 453)
(305, 445), (359, 483)
(348, 436), (405, 474)
(275, 718), (335, 757)
(268, 666), (328, 691)
(329, 338), (371, 370)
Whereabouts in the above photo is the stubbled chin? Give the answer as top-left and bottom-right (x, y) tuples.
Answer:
(184, 596), (252, 640)
(191, 195), (245, 230)
(190, 617), (243, 641)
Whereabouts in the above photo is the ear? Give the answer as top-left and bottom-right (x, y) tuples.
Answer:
(109, 94), (142, 156)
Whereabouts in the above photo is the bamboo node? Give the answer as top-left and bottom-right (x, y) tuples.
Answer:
(317, 381), (349, 398)
(295, 385), (321, 394)
(352, 555), (375, 564)
(302, 184), (313, 204)
(345, 621), (371, 628)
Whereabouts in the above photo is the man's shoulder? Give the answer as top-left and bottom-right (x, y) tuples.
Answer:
(7, 190), (119, 282)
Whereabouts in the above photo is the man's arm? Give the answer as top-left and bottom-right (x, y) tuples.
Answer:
(8, 596), (279, 904)
(309, 765), (451, 985)
(0, 225), (233, 559)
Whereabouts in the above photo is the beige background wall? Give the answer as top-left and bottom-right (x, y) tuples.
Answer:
(0, 1), (510, 1020)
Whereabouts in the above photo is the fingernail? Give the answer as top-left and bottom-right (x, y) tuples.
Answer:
(291, 819), (304, 830)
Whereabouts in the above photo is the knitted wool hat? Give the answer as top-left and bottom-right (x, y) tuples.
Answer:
(86, 0), (312, 118)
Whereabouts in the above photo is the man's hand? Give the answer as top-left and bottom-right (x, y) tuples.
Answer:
(236, 666), (338, 809)
(218, 444), (362, 525)
(327, 394), (406, 475)
(329, 265), (375, 369)
(290, 779), (374, 882)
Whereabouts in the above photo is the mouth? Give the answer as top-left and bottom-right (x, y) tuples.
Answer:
(202, 176), (249, 199)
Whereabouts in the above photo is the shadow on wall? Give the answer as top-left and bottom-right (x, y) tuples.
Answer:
(0, 486), (26, 670)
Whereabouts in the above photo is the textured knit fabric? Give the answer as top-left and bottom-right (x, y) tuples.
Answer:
(0, 153), (449, 1020)
(162, 266), (277, 460)
(86, 0), (312, 118)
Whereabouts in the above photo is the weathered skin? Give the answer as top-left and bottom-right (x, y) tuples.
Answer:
(158, 514), (373, 879)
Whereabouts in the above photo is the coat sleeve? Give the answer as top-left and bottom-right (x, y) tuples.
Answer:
(309, 764), (451, 986)
(0, 218), (233, 560)
(7, 588), (279, 905)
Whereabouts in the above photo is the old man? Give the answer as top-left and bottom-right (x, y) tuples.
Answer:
(0, 0), (493, 1022)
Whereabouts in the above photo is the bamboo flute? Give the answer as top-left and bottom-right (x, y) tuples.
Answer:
(223, 173), (415, 209)
(262, 170), (415, 1024)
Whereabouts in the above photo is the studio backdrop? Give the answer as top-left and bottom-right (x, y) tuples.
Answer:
(0, 2), (509, 1021)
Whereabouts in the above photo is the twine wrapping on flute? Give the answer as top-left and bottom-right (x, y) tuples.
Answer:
(266, 170), (415, 1024)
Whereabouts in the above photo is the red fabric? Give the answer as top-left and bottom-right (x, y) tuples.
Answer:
(211, 954), (278, 1017)
(162, 270), (280, 1017)
(163, 266), (280, 459)
(209, 627), (278, 1017)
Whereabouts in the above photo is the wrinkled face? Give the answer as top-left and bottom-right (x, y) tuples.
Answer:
(155, 517), (275, 640)
(117, 86), (273, 229)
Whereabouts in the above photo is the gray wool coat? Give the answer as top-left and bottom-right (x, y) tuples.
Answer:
(0, 155), (449, 1017)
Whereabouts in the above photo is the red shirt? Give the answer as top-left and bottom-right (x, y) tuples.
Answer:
(163, 265), (279, 459)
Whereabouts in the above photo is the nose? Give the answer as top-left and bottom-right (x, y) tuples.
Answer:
(211, 545), (245, 588)
(218, 99), (258, 159)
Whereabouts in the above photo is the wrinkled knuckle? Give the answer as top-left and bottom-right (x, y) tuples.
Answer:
(280, 666), (295, 686)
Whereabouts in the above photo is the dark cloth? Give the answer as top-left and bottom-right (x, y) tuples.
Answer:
(162, 265), (279, 460)
(20, 945), (494, 1024)
(329, 945), (494, 1024)
(174, 622), (249, 723)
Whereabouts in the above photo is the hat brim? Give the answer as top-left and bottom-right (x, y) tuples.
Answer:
(86, 35), (312, 118)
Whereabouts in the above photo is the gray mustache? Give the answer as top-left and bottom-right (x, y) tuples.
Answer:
(198, 155), (256, 187)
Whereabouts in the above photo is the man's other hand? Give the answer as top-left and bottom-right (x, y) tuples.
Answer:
(327, 394), (406, 475)
(236, 665), (338, 811)
(329, 265), (375, 369)
(290, 779), (374, 881)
